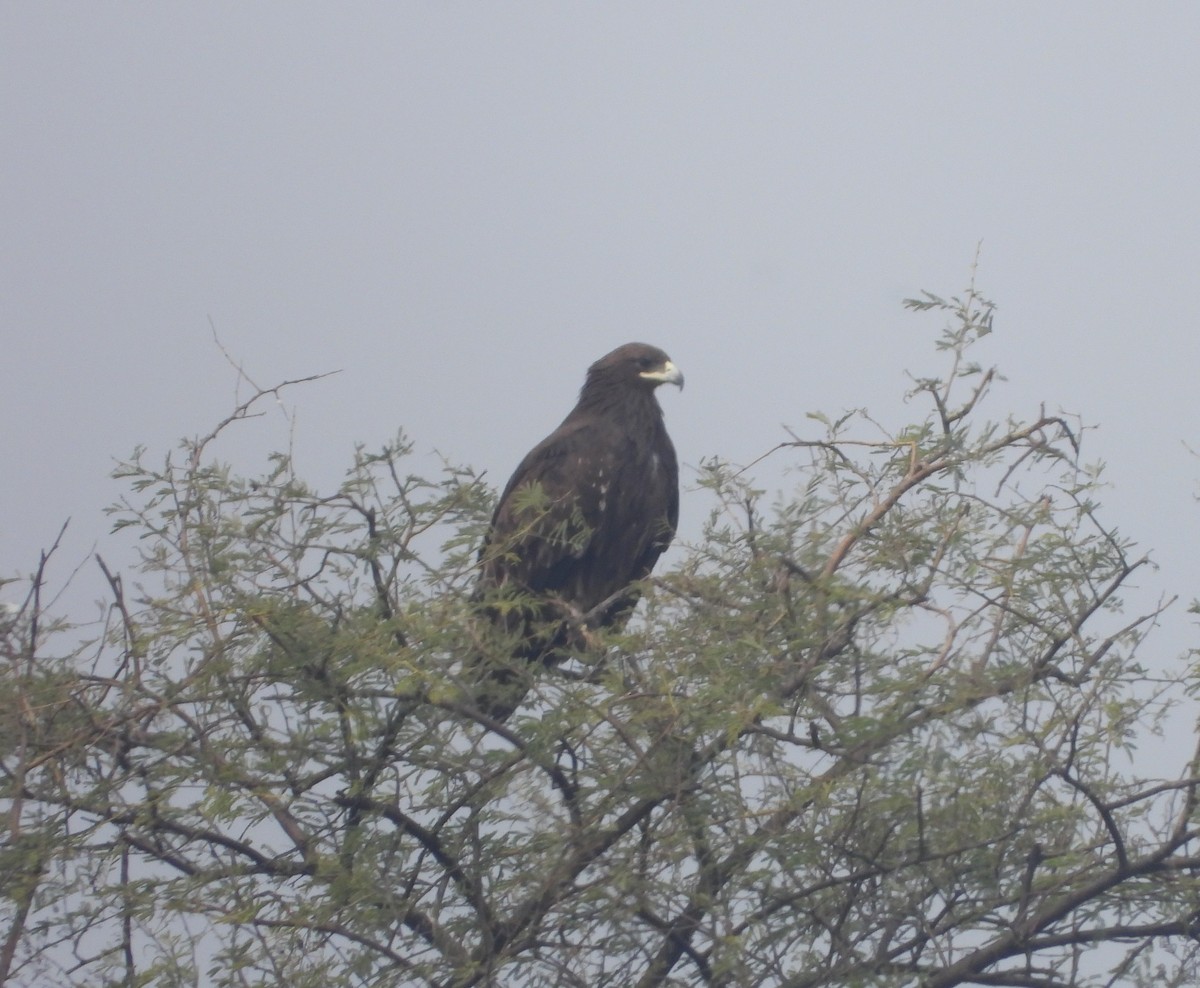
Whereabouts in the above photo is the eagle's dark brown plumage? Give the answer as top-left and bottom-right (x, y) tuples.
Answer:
(471, 342), (683, 720)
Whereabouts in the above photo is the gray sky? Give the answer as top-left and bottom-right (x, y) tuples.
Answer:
(3, 5), (1199, 658)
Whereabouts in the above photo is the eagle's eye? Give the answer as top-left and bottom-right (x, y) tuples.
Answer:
(636, 356), (655, 369)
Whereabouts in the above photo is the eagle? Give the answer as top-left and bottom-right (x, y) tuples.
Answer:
(471, 342), (683, 720)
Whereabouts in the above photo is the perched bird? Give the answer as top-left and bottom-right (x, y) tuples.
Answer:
(471, 342), (683, 720)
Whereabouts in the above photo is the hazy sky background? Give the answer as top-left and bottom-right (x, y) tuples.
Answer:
(3, 6), (1199, 683)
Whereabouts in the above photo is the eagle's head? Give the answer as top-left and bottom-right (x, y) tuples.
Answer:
(589, 342), (684, 393)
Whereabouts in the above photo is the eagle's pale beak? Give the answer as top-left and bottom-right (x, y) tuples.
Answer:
(642, 360), (684, 390)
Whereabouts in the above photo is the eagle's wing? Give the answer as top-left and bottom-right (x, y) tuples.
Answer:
(478, 417), (615, 598)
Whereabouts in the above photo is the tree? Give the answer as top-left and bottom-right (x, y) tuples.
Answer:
(4, 284), (1200, 988)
